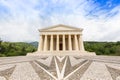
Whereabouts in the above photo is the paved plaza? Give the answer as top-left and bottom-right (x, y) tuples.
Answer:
(0, 55), (120, 80)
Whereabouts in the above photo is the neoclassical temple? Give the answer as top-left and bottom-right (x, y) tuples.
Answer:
(27, 24), (96, 56)
(38, 24), (84, 52)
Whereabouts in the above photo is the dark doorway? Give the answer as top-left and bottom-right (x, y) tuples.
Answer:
(59, 43), (63, 50)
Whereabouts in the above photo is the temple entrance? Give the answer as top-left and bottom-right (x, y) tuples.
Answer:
(59, 43), (63, 50)
(59, 37), (63, 50)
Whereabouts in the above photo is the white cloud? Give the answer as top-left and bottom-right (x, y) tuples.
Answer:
(0, 0), (120, 42)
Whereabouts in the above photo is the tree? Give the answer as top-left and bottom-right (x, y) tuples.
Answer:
(0, 38), (2, 53)
(32, 49), (35, 52)
(116, 41), (120, 45)
(0, 38), (2, 45)
(22, 47), (26, 51)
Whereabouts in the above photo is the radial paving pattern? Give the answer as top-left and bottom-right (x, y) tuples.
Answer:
(0, 56), (120, 80)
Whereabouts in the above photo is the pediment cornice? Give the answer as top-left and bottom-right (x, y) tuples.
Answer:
(39, 24), (83, 32)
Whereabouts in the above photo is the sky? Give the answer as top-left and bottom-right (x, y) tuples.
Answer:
(0, 0), (120, 42)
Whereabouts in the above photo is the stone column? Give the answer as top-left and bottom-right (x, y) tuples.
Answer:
(38, 35), (43, 51)
(69, 34), (72, 51)
(75, 35), (79, 50)
(56, 34), (59, 51)
(43, 35), (47, 51)
(79, 35), (85, 51)
(63, 34), (66, 51)
(50, 35), (53, 51)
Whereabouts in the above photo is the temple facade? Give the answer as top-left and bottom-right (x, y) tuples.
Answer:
(38, 24), (85, 52)
(27, 24), (96, 56)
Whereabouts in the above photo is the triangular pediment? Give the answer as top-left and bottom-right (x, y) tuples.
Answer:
(39, 24), (83, 32)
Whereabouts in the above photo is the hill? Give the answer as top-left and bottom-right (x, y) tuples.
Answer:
(28, 41), (38, 48)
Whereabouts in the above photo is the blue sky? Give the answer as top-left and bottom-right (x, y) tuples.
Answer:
(0, 0), (120, 42)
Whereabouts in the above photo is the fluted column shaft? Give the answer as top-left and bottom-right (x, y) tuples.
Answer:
(79, 35), (85, 51)
(63, 35), (66, 51)
(38, 35), (43, 51)
(69, 34), (72, 51)
(50, 35), (53, 51)
(75, 35), (79, 50)
(43, 35), (47, 51)
(56, 34), (59, 51)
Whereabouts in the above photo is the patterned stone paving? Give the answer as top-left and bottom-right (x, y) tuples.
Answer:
(0, 55), (120, 80)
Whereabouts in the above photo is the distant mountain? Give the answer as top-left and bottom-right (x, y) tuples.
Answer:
(28, 41), (38, 48)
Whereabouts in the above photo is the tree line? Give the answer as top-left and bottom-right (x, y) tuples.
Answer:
(0, 38), (120, 57)
(0, 38), (36, 57)
(84, 41), (120, 56)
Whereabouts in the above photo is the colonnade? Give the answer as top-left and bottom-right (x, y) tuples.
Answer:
(38, 34), (85, 51)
